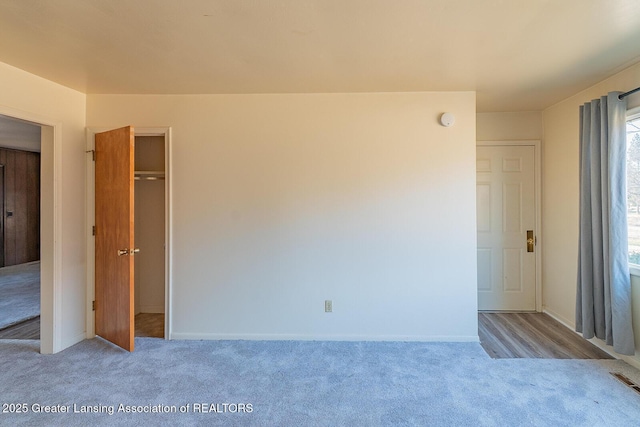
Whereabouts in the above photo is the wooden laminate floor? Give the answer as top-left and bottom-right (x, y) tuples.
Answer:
(0, 316), (40, 340)
(0, 313), (164, 340)
(135, 313), (164, 338)
(479, 312), (613, 359)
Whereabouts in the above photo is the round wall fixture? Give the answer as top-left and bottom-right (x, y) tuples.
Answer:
(440, 112), (455, 127)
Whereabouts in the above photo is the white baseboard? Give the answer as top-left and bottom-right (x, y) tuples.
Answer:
(543, 308), (640, 371)
(541, 307), (574, 329)
(170, 332), (480, 342)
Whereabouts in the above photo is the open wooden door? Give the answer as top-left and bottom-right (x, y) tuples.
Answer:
(95, 126), (136, 351)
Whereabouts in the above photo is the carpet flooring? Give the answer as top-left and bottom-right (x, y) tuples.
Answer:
(1, 338), (640, 426)
(0, 261), (40, 330)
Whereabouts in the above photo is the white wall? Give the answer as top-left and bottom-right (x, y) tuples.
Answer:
(476, 112), (542, 141)
(88, 92), (478, 341)
(543, 62), (640, 365)
(0, 61), (87, 352)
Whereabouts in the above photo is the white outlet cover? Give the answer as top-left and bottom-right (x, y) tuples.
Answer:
(440, 112), (455, 127)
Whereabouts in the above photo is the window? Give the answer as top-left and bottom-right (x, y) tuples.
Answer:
(627, 110), (640, 265)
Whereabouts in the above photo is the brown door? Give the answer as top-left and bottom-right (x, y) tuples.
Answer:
(95, 126), (135, 351)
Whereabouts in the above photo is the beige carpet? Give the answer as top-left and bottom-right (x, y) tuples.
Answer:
(0, 261), (40, 330)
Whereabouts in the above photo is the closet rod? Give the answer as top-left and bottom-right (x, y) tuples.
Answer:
(134, 176), (165, 181)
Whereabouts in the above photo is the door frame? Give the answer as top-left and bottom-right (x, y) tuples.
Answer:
(0, 164), (5, 267)
(0, 106), (61, 354)
(476, 140), (542, 312)
(86, 127), (172, 340)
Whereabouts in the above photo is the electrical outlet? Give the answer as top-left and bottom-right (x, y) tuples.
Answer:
(325, 300), (332, 313)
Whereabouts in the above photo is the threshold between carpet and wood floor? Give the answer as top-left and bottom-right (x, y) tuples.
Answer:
(0, 313), (164, 340)
(0, 315), (40, 339)
(2, 311), (616, 362)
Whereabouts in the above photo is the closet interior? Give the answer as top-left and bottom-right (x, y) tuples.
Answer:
(133, 135), (165, 338)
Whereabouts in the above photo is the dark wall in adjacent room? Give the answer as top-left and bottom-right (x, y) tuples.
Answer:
(0, 148), (40, 266)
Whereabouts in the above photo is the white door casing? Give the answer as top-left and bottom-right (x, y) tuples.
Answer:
(477, 144), (537, 311)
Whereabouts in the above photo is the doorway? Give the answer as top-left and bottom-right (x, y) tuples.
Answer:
(86, 127), (171, 350)
(0, 107), (59, 354)
(133, 135), (166, 339)
(0, 115), (42, 340)
(476, 141), (541, 311)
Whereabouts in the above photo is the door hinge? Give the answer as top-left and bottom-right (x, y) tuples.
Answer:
(92, 225), (96, 236)
(92, 300), (96, 311)
(86, 149), (95, 161)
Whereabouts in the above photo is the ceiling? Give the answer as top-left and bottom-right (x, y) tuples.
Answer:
(0, 115), (41, 152)
(0, 0), (639, 112)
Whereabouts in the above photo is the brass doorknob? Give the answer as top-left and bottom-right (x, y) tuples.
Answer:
(130, 248), (140, 255)
(117, 249), (129, 256)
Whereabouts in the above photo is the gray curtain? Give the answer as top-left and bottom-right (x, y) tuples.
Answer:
(576, 92), (635, 355)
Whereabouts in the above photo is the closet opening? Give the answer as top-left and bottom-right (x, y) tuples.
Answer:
(133, 135), (166, 339)
(88, 125), (171, 350)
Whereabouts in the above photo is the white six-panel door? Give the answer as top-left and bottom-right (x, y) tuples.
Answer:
(477, 145), (536, 311)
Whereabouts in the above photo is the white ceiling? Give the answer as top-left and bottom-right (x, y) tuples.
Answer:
(0, 0), (639, 112)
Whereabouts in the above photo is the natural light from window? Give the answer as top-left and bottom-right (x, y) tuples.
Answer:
(627, 114), (640, 265)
